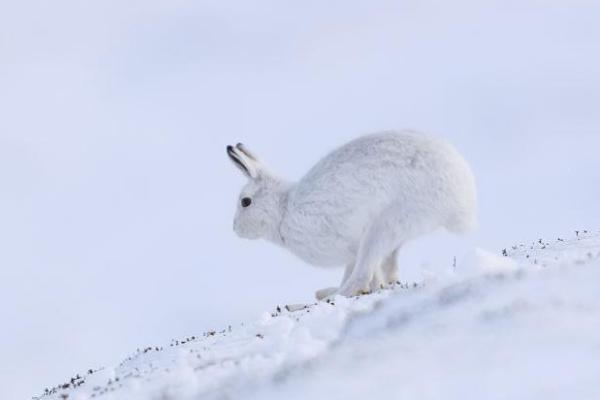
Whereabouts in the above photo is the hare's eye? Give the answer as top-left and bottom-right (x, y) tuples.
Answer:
(241, 197), (252, 208)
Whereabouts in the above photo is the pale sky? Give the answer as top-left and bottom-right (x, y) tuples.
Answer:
(1, 1), (599, 398)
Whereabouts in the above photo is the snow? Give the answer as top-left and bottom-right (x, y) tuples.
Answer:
(4, 3), (600, 399)
(37, 232), (600, 400)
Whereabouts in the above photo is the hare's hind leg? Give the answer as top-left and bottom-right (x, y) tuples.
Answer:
(369, 264), (386, 291)
(339, 208), (433, 297)
(367, 252), (398, 292)
(381, 249), (399, 286)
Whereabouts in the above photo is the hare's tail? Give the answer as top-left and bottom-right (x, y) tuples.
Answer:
(445, 189), (478, 234)
(445, 157), (478, 235)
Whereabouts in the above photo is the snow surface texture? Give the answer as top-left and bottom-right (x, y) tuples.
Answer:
(37, 232), (600, 400)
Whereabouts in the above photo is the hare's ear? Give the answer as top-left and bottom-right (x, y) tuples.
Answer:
(235, 143), (258, 161)
(226, 144), (260, 179)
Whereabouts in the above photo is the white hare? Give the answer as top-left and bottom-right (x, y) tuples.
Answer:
(227, 131), (477, 299)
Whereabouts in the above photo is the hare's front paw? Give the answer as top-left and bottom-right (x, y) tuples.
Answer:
(315, 287), (338, 300)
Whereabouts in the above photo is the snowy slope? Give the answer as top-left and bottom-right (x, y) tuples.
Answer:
(36, 232), (600, 400)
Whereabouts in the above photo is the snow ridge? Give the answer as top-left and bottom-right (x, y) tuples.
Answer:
(37, 232), (600, 400)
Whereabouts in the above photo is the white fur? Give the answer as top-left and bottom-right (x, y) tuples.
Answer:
(227, 131), (477, 299)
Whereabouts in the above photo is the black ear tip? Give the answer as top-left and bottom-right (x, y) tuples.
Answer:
(226, 145), (234, 153)
(236, 142), (243, 148)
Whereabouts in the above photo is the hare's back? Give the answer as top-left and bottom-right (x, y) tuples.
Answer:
(295, 131), (464, 201)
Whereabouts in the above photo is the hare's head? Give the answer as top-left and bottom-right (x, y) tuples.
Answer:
(227, 143), (287, 241)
